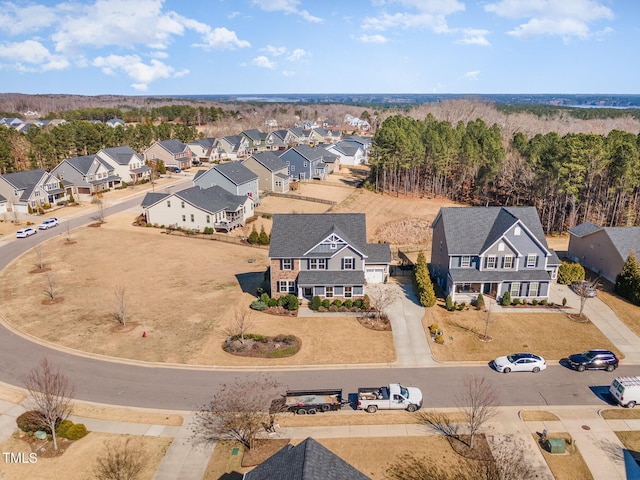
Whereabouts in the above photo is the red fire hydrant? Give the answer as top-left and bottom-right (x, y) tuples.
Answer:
(142, 331), (147, 338)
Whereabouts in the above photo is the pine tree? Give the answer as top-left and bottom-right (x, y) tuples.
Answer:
(248, 225), (259, 244)
(476, 293), (485, 310)
(258, 225), (270, 245)
(445, 294), (454, 311)
(419, 275), (437, 307)
(616, 250), (640, 305)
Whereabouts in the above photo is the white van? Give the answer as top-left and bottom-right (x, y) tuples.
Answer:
(610, 376), (640, 408)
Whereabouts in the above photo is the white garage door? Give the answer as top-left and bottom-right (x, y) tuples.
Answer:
(13, 204), (28, 213)
(365, 268), (384, 284)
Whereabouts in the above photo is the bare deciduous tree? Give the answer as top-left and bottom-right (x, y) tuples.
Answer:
(34, 245), (45, 270)
(65, 221), (73, 243)
(191, 376), (282, 450)
(44, 272), (57, 300)
(94, 437), (148, 480)
(574, 277), (601, 318)
(114, 286), (127, 325)
(224, 309), (255, 343)
(418, 375), (499, 450)
(22, 357), (75, 451)
(366, 284), (401, 323)
(94, 193), (106, 223)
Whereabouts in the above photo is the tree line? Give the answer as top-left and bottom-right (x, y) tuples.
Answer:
(0, 120), (201, 173)
(370, 113), (640, 233)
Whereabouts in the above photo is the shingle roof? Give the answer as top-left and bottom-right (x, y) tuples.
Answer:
(1, 168), (47, 201)
(141, 192), (169, 208)
(213, 161), (258, 185)
(158, 139), (188, 155)
(298, 270), (366, 285)
(603, 227), (640, 263)
(242, 129), (266, 142)
(63, 155), (112, 175)
(176, 185), (246, 213)
(569, 221), (601, 238)
(244, 437), (371, 480)
(247, 152), (287, 172)
(365, 243), (392, 264)
(99, 146), (141, 165)
(434, 206), (549, 255)
(188, 138), (215, 149)
(269, 213), (369, 258)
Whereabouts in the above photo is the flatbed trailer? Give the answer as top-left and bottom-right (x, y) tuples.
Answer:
(284, 388), (345, 414)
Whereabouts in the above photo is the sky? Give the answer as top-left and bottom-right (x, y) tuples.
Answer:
(0, 0), (638, 95)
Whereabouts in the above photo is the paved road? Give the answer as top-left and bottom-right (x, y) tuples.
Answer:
(0, 183), (629, 411)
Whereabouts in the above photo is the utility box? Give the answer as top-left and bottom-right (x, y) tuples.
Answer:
(546, 437), (566, 454)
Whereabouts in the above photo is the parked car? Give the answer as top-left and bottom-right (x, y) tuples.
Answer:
(16, 228), (37, 238)
(492, 352), (546, 373)
(192, 160), (202, 166)
(38, 217), (59, 230)
(571, 280), (597, 297)
(567, 349), (618, 372)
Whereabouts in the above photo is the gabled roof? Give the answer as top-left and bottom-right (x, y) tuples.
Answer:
(61, 155), (113, 175)
(99, 146), (142, 165)
(0, 168), (48, 200)
(568, 221), (601, 238)
(241, 129), (266, 142)
(156, 139), (188, 155)
(281, 145), (327, 163)
(312, 127), (330, 137)
(270, 213), (369, 258)
(143, 185), (247, 214)
(244, 437), (370, 480)
(269, 129), (290, 141)
(213, 161), (258, 186)
(188, 138), (215, 149)
(433, 206), (549, 255)
(246, 152), (287, 172)
(602, 227), (640, 264)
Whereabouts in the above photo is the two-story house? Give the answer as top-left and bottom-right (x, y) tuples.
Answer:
(264, 129), (293, 151)
(431, 206), (560, 303)
(242, 152), (290, 193)
(269, 213), (391, 299)
(96, 146), (149, 184)
(141, 185), (254, 232)
(324, 141), (365, 166)
(187, 138), (217, 163)
(50, 155), (120, 200)
(214, 135), (250, 159)
(0, 168), (65, 212)
(240, 129), (267, 153)
(193, 161), (260, 204)
(278, 145), (331, 181)
(143, 139), (193, 170)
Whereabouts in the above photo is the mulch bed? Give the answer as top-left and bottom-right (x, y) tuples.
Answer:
(264, 306), (298, 317)
(356, 315), (392, 331)
(29, 267), (52, 274)
(110, 321), (140, 333)
(241, 439), (289, 467)
(448, 434), (494, 461)
(13, 430), (75, 458)
(567, 313), (590, 323)
(87, 222), (103, 227)
(223, 335), (301, 358)
(41, 297), (64, 305)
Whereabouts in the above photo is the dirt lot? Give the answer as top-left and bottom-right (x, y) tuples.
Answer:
(0, 432), (171, 480)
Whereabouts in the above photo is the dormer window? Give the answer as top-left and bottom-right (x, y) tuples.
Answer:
(461, 256), (471, 267)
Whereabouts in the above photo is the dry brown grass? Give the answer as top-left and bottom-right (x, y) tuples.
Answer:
(71, 402), (184, 426)
(275, 410), (423, 427)
(520, 410), (560, 421)
(0, 212), (394, 366)
(0, 432), (171, 480)
(425, 303), (622, 362)
(533, 432), (594, 480)
(615, 431), (640, 459)
(600, 409), (640, 420)
(598, 289), (640, 337)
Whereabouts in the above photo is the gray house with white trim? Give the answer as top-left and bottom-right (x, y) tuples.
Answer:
(431, 206), (561, 303)
(269, 213), (391, 299)
(0, 168), (65, 212)
(193, 161), (259, 204)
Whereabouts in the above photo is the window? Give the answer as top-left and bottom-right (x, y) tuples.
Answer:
(278, 280), (295, 293)
(526, 254), (537, 268)
(291, 165), (295, 172)
(167, 200), (171, 207)
(461, 256), (471, 267)
(325, 286), (334, 298)
(330, 243), (337, 250)
(343, 257), (355, 270)
(181, 201), (185, 208)
(514, 227), (521, 236)
(206, 215), (210, 223)
(275, 181), (282, 187)
(344, 286), (353, 298)
(529, 282), (539, 297)
(510, 282), (520, 297)
(181, 215), (186, 222)
(503, 255), (513, 269)
(190, 214), (194, 222)
(309, 259), (326, 270)
(281, 259), (292, 270)
(304, 161), (308, 167)
(486, 256), (496, 269)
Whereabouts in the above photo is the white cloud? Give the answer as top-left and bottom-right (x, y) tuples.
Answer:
(373, 0), (464, 16)
(263, 45), (288, 56)
(0, 39), (69, 71)
(0, 3), (58, 36)
(92, 54), (189, 90)
(358, 34), (389, 44)
(194, 27), (251, 50)
(484, 0), (614, 39)
(286, 48), (308, 62)
(363, 0), (463, 32)
(465, 70), (480, 80)
(282, 70), (295, 77)
(456, 28), (491, 46)
(251, 0), (322, 23)
(252, 55), (276, 69)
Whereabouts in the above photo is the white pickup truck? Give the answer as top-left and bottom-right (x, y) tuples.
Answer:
(357, 383), (423, 413)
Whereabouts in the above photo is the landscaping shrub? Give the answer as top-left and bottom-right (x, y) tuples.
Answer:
(362, 295), (371, 310)
(445, 295), (454, 311)
(541, 299), (547, 306)
(260, 293), (270, 303)
(258, 226), (270, 245)
(267, 298), (278, 307)
(146, 223), (152, 227)
(283, 294), (299, 310)
(435, 334), (444, 344)
(332, 299), (342, 308)
(562, 297), (567, 306)
(311, 296), (322, 310)
(501, 291), (511, 306)
(56, 420), (74, 438)
(429, 323), (439, 334)
(343, 299), (353, 309)
(512, 298), (520, 305)
(413, 251), (437, 307)
(353, 298), (363, 309)
(322, 299), (331, 309)
(65, 423), (88, 440)
(475, 293), (485, 310)
(248, 226), (259, 244)
(17, 411), (48, 433)
(532, 299), (538, 306)
(557, 261), (585, 285)
(249, 300), (267, 311)
(203, 227), (214, 234)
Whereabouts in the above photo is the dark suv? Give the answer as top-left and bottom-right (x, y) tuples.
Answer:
(567, 349), (618, 372)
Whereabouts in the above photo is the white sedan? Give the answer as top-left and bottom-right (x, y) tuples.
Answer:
(16, 228), (37, 238)
(492, 352), (546, 373)
(38, 217), (59, 230)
